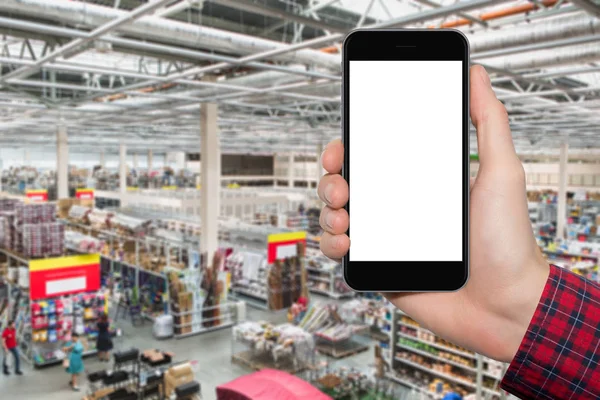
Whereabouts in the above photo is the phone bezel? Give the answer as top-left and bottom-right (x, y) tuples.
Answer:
(342, 29), (470, 292)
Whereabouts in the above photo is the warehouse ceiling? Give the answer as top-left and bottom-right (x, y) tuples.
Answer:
(0, 0), (599, 156)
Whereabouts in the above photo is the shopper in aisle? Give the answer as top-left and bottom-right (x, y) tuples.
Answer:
(1, 320), (22, 376)
(64, 333), (85, 391)
(319, 65), (600, 399)
(96, 313), (113, 362)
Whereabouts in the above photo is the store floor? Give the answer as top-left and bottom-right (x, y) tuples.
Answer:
(0, 296), (376, 400)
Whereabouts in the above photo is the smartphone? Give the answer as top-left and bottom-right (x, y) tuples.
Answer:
(342, 29), (469, 292)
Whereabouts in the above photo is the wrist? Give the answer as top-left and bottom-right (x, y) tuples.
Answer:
(493, 258), (550, 363)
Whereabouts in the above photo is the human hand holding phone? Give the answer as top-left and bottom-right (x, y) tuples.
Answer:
(319, 65), (550, 363)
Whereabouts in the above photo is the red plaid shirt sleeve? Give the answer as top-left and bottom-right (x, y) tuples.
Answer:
(501, 264), (600, 399)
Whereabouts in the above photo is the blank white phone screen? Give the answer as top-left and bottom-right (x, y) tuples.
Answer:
(349, 60), (463, 262)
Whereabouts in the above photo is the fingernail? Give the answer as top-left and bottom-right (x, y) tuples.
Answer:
(323, 183), (334, 205)
(325, 212), (335, 229)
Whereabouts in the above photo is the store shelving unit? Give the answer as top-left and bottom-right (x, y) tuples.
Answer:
(388, 310), (506, 399)
(0, 249), (117, 368)
(226, 226), (308, 311)
(388, 374), (443, 400)
(305, 250), (354, 299)
(168, 268), (236, 339)
(227, 249), (270, 310)
(62, 219), (184, 319)
(297, 302), (372, 361)
(305, 265), (354, 299)
(231, 321), (317, 374)
(172, 303), (235, 339)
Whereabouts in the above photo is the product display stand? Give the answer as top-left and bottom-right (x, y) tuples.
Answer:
(314, 327), (370, 359)
(339, 297), (392, 344)
(85, 348), (141, 400)
(387, 310), (505, 399)
(298, 303), (370, 360)
(168, 251), (235, 339)
(227, 228), (309, 311)
(310, 366), (402, 400)
(306, 250), (354, 299)
(85, 348), (199, 400)
(227, 249), (270, 310)
(231, 321), (316, 374)
(1, 252), (115, 367)
(62, 219), (175, 320)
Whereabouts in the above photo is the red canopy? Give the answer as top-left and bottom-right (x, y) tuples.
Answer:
(216, 369), (332, 400)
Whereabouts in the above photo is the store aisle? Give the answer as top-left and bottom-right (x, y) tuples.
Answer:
(1, 297), (375, 400)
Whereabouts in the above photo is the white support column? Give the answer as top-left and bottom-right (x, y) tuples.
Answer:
(99, 150), (105, 168)
(147, 149), (153, 172)
(56, 125), (69, 199)
(119, 143), (127, 195)
(24, 150), (30, 166)
(200, 96), (220, 259)
(557, 141), (568, 240)
(288, 152), (294, 188)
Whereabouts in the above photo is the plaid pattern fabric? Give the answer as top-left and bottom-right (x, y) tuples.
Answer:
(501, 264), (600, 399)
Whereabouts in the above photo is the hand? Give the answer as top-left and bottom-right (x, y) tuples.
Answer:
(318, 65), (550, 363)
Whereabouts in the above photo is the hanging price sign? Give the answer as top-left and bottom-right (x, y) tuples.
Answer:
(29, 254), (100, 300)
(267, 231), (307, 264)
(26, 189), (48, 203)
(75, 188), (94, 200)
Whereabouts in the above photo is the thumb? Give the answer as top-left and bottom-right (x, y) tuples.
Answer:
(470, 65), (519, 169)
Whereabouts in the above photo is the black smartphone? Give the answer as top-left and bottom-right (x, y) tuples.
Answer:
(342, 29), (470, 292)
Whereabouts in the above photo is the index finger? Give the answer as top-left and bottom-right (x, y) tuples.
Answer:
(322, 139), (344, 174)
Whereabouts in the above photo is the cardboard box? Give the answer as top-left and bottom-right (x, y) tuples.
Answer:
(178, 292), (193, 310)
(164, 363), (194, 397)
(86, 387), (115, 400)
(57, 199), (74, 219)
(79, 199), (94, 208)
(123, 240), (136, 254)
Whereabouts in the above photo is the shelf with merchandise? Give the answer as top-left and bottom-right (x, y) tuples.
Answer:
(388, 374), (443, 399)
(309, 366), (403, 400)
(388, 311), (505, 398)
(231, 321), (317, 374)
(296, 302), (370, 360)
(338, 298), (392, 349)
(27, 291), (118, 367)
(394, 356), (501, 397)
(226, 229), (309, 311)
(305, 249), (354, 299)
(166, 251), (235, 339)
(60, 219), (178, 319)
